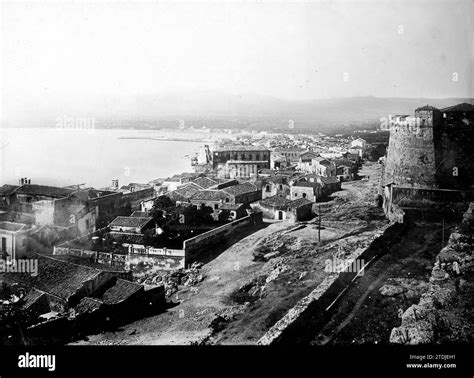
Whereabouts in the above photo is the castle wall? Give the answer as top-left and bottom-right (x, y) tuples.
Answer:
(384, 122), (437, 188)
(434, 122), (474, 190)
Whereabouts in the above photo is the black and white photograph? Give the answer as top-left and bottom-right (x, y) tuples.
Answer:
(0, 0), (472, 376)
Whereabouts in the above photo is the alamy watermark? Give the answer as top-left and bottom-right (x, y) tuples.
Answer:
(324, 256), (365, 276)
(55, 115), (96, 133)
(0, 256), (38, 276)
(1, 248), (38, 276)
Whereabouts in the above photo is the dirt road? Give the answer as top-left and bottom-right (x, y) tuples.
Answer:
(73, 162), (388, 345)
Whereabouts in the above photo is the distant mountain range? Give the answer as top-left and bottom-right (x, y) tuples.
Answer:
(3, 91), (472, 133)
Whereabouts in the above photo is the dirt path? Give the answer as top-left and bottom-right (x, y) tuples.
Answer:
(72, 221), (292, 345)
(73, 161), (388, 345)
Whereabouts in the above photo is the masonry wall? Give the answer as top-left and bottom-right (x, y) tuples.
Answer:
(384, 122), (437, 187)
(183, 212), (263, 266)
(434, 122), (474, 189)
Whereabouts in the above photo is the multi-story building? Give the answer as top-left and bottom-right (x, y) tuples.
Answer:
(212, 146), (270, 179)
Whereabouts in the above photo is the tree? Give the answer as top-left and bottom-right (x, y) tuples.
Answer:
(150, 196), (176, 225)
(218, 209), (231, 223)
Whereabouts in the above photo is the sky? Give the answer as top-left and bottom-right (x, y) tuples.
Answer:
(0, 0), (472, 111)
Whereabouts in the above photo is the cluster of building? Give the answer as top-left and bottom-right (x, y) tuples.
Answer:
(0, 127), (375, 343)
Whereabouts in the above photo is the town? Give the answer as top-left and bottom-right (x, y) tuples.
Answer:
(1, 102), (472, 346)
(0, 123), (382, 344)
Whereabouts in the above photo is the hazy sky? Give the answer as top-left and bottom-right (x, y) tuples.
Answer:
(1, 0), (472, 105)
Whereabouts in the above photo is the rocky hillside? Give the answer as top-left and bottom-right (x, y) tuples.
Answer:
(390, 203), (474, 344)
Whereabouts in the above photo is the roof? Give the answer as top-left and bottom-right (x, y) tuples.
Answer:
(288, 198), (313, 208)
(168, 191), (188, 202)
(440, 102), (474, 112)
(259, 195), (290, 209)
(214, 146), (269, 152)
(100, 278), (143, 305)
(319, 176), (340, 185)
(13, 184), (74, 198)
(266, 175), (288, 185)
(108, 216), (153, 229)
(0, 184), (19, 196)
(415, 105), (439, 112)
(190, 190), (228, 202)
(21, 288), (48, 310)
(219, 203), (245, 210)
(173, 184), (201, 199)
(75, 297), (103, 314)
(300, 151), (319, 159)
(275, 147), (306, 152)
(0, 211), (35, 224)
(192, 177), (218, 189)
(292, 181), (316, 188)
(313, 157), (331, 164)
(222, 182), (258, 196)
(0, 221), (27, 232)
(4, 255), (103, 301)
(130, 211), (149, 217)
(335, 159), (353, 168)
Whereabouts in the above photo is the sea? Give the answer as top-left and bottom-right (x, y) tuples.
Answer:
(0, 128), (229, 189)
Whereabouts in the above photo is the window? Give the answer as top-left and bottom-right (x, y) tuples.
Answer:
(279, 185), (283, 190)
(266, 185), (271, 192)
(225, 197), (230, 203)
(214, 204), (219, 209)
(303, 193), (307, 198)
(294, 193), (298, 197)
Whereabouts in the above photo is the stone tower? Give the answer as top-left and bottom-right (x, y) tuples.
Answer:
(384, 105), (442, 188)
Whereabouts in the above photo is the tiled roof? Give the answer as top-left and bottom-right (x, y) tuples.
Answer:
(168, 191), (188, 202)
(214, 146), (269, 152)
(192, 177), (218, 189)
(21, 288), (47, 310)
(335, 159), (353, 168)
(275, 147), (306, 152)
(266, 175), (288, 185)
(0, 211), (35, 224)
(319, 177), (340, 185)
(415, 105), (439, 112)
(100, 278), (143, 305)
(313, 157), (331, 164)
(190, 190), (228, 201)
(75, 297), (103, 314)
(220, 203), (244, 210)
(300, 152), (319, 160)
(13, 184), (74, 198)
(130, 211), (149, 217)
(0, 221), (27, 232)
(175, 183), (203, 198)
(0, 184), (19, 196)
(222, 182), (258, 196)
(5, 255), (103, 301)
(108, 216), (153, 229)
(440, 102), (474, 112)
(288, 198), (313, 208)
(292, 181), (315, 188)
(259, 195), (291, 208)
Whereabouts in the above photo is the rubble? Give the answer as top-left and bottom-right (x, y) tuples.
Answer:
(136, 262), (206, 298)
